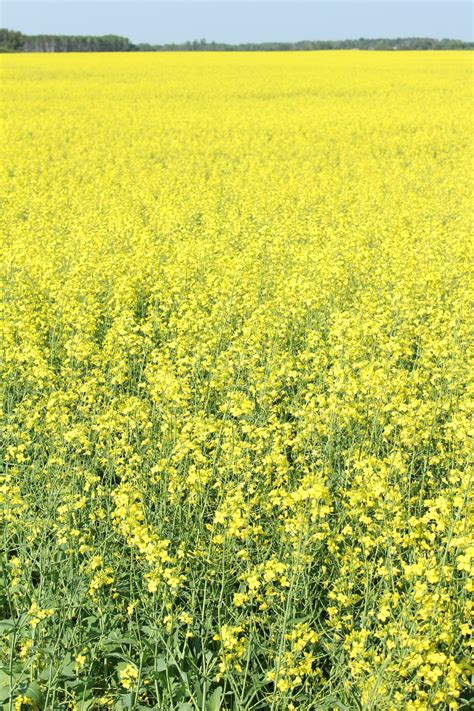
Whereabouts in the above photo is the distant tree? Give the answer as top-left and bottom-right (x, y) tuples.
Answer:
(1, 28), (473, 52)
(0, 28), (24, 51)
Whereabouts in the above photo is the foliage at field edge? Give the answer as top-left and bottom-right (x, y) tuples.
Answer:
(0, 52), (473, 710)
(1, 27), (473, 53)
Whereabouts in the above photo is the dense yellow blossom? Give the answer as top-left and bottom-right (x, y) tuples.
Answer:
(0, 51), (472, 708)
(118, 663), (139, 690)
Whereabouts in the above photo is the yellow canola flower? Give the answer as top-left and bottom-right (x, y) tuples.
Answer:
(214, 624), (247, 676)
(118, 663), (139, 690)
(28, 601), (54, 629)
(14, 696), (40, 711)
(0, 50), (472, 709)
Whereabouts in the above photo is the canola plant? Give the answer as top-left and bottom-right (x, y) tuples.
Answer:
(0, 52), (473, 710)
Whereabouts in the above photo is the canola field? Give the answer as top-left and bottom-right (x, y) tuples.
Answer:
(1, 52), (473, 710)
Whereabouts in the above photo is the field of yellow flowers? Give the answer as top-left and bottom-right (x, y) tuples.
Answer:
(1, 51), (473, 710)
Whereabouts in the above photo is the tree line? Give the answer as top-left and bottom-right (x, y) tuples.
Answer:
(1, 28), (473, 53)
(0, 29), (131, 52)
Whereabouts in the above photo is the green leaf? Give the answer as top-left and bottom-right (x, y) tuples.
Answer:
(155, 657), (168, 672)
(321, 697), (350, 711)
(0, 689), (10, 704)
(62, 679), (90, 693)
(207, 685), (223, 711)
(102, 631), (137, 647)
(76, 697), (96, 711)
(23, 681), (45, 709)
(140, 625), (156, 636)
(193, 678), (203, 706)
(120, 692), (135, 709)
(0, 669), (11, 703)
(0, 619), (15, 633)
(116, 661), (132, 673)
(59, 653), (76, 679)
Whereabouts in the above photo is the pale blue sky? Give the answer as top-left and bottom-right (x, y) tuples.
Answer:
(2, 1), (473, 44)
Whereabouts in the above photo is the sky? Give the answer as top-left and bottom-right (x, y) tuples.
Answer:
(2, 1), (473, 44)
